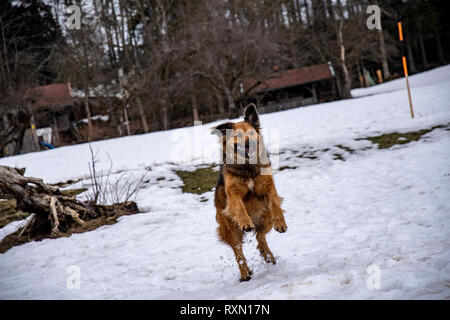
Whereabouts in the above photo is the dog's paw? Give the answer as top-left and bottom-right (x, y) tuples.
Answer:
(239, 270), (253, 282)
(236, 218), (255, 232)
(263, 253), (276, 264)
(241, 222), (255, 232)
(239, 275), (252, 282)
(273, 218), (287, 233)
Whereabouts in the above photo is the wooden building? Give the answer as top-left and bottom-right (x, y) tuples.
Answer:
(244, 63), (339, 114)
(24, 83), (81, 146)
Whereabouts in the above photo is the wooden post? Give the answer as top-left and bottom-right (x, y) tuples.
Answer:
(30, 116), (40, 151)
(398, 22), (415, 119)
(376, 69), (383, 84)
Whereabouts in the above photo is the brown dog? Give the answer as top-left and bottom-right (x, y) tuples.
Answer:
(212, 104), (287, 282)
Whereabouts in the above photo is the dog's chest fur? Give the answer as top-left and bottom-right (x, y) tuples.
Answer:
(243, 178), (268, 228)
(247, 178), (254, 191)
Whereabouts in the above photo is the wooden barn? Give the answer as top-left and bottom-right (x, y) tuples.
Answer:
(244, 63), (339, 113)
(24, 83), (81, 146)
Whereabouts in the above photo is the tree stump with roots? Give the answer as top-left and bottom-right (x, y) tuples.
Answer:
(0, 165), (139, 252)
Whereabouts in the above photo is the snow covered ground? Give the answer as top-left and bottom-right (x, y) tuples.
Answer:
(1, 66), (449, 299)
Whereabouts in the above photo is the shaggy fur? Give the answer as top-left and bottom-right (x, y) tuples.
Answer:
(212, 104), (287, 282)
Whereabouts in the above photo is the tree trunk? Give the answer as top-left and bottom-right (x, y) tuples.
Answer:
(406, 36), (417, 74)
(303, 0), (311, 27)
(325, 0), (335, 24)
(152, 111), (159, 132)
(0, 16), (12, 94)
(162, 104), (169, 130)
(206, 92), (214, 118)
(220, 75), (236, 115)
(357, 60), (364, 87)
(136, 96), (149, 133)
(99, 0), (117, 64)
(102, 82), (120, 135)
(109, 0), (123, 59)
(418, 25), (428, 69)
(435, 29), (446, 64)
(123, 106), (131, 136)
(224, 86), (236, 115)
(83, 85), (92, 139)
(118, 0), (131, 64)
(78, 18), (93, 139)
(378, 27), (391, 79)
(215, 89), (225, 115)
(191, 93), (200, 123)
(337, 20), (352, 98)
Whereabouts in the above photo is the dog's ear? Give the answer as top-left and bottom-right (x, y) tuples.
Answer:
(211, 122), (234, 137)
(244, 104), (260, 129)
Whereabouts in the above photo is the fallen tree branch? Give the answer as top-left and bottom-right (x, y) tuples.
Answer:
(18, 213), (35, 238)
(64, 207), (85, 226)
(47, 196), (59, 236)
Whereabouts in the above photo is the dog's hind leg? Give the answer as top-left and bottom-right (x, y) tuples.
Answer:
(256, 232), (276, 264)
(217, 217), (253, 282)
(255, 211), (276, 264)
(231, 243), (253, 282)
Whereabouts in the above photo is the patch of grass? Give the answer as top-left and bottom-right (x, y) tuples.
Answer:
(335, 144), (355, 154)
(0, 199), (31, 228)
(279, 165), (298, 171)
(156, 177), (166, 181)
(333, 153), (345, 161)
(175, 165), (218, 195)
(296, 152), (318, 160)
(364, 130), (431, 149)
(359, 124), (448, 149)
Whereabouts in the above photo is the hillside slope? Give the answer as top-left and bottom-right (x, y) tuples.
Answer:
(1, 66), (449, 299)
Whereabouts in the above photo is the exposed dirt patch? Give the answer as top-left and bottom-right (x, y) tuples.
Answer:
(175, 165), (218, 195)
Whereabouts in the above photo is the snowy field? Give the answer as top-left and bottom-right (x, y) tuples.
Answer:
(0, 66), (449, 299)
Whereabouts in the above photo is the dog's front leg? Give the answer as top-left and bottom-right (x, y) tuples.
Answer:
(266, 187), (287, 233)
(224, 187), (255, 231)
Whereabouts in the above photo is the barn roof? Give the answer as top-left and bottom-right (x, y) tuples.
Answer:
(24, 83), (73, 111)
(245, 63), (334, 93)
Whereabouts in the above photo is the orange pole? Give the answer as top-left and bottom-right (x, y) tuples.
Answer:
(398, 22), (414, 119)
(397, 22), (404, 41)
(402, 56), (408, 76)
